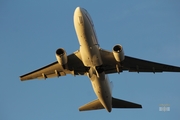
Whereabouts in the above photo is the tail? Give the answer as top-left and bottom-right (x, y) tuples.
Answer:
(112, 97), (142, 108)
(79, 97), (142, 112)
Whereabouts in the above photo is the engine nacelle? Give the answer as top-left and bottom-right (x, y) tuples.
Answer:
(112, 44), (125, 62)
(55, 48), (68, 65)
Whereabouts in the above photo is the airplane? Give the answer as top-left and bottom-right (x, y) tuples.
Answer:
(20, 7), (180, 112)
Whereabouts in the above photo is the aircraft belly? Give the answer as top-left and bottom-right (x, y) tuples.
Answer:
(80, 45), (102, 66)
(90, 72), (112, 112)
(74, 10), (102, 67)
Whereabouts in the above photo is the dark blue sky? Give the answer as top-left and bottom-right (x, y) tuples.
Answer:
(1, 0), (180, 120)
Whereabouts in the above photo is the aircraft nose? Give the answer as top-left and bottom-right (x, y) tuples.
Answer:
(74, 7), (84, 24)
(75, 7), (82, 14)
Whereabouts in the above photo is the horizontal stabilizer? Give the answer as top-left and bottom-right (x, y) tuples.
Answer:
(112, 97), (142, 108)
(79, 99), (104, 111)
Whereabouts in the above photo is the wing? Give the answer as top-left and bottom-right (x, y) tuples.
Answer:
(123, 56), (180, 72)
(100, 49), (180, 74)
(20, 50), (88, 81)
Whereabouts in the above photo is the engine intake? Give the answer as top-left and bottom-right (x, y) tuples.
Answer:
(112, 44), (125, 62)
(56, 48), (67, 65)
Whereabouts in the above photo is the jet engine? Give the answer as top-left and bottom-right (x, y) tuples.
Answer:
(55, 48), (68, 65)
(112, 44), (125, 62)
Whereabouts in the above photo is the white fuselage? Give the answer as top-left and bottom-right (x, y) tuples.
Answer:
(74, 7), (112, 112)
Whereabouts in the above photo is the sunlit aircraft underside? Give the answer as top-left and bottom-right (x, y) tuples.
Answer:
(20, 7), (180, 112)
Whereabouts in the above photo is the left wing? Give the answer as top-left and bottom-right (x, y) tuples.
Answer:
(20, 50), (88, 81)
(100, 49), (180, 74)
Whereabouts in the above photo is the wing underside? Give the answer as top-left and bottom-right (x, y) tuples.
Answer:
(20, 49), (180, 81)
(20, 50), (88, 81)
(100, 49), (180, 74)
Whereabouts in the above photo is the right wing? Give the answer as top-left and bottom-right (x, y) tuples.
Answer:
(100, 49), (180, 74)
(20, 50), (88, 81)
